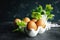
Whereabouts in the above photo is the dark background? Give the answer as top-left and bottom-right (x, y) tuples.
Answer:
(0, 0), (60, 40)
(0, 0), (60, 23)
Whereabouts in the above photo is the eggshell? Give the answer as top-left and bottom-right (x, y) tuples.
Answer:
(25, 27), (40, 37)
(14, 18), (21, 25)
(41, 15), (47, 24)
(31, 19), (37, 22)
(15, 18), (21, 23)
(45, 22), (51, 30)
(36, 19), (45, 28)
(27, 21), (37, 31)
(37, 15), (48, 34)
(38, 26), (46, 34)
(38, 22), (51, 34)
(23, 17), (30, 23)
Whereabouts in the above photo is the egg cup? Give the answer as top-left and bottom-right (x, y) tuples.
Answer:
(25, 27), (40, 37)
(38, 22), (52, 34)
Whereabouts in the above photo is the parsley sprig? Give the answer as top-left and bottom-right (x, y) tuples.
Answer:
(31, 4), (54, 20)
(13, 21), (26, 32)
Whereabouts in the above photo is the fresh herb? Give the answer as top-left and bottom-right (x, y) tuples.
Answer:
(13, 27), (25, 32)
(31, 5), (43, 20)
(16, 21), (26, 27)
(31, 4), (54, 20)
(45, 4), (53, 12)
(36, 5), (43, 12)
(13, 21), (26, 32)
(45, 4), (54, 20)
(31, 12), (42, 20)
(47, 14), (54, 20)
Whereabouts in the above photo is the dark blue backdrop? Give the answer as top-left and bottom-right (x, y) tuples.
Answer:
(0, 0), (60, 23)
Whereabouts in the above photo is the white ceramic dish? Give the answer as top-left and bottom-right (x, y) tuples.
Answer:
(38, 22), (51, 34)
(25, 15), (60, 37)
(25, 27), (40, 37)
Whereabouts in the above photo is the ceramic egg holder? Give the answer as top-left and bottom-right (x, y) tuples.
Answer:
(25, 15), (49, 37)
(25, 15), (60, 37)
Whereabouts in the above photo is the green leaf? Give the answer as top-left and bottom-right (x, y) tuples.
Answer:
(31, 5), (43, 20)
(13, 27), (25, 32)
(16, 21), (26, 27)
(46, 11), (50, 15)
(41, 10), (46, 15)
(19, 27), (25, 32)
(31, 12), (42, 20)
(13, 28), (19, 32)
(31, 4), (54, 20)
(19, 21), (26, 27)
(36, 5), (43, 12)
(47, 14), (54, 20)
(45, 4), (53, 11)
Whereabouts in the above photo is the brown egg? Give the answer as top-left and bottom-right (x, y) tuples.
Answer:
(15, 18), (21, 23)
(27, 21), (37, 31)
(36, 19), (46, 28)
(42, 24), (46, 28)
(23, 17), (30, 23)
(14, 18), (21, 26)
(31, 19), (37, 22)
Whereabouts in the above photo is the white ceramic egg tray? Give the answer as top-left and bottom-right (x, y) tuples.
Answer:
(24, 15), (60, 37)
(25, 22), (60, 37)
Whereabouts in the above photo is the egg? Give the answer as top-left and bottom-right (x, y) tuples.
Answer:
(23, 17), (30, 23)
(25, 26), (40, 37)
(27, 21), (37, 31)
(36, 19), (46, 28)
(31, 19), (37, 22)
(42, 24), (46, 28)
(14, 18), (21, 23)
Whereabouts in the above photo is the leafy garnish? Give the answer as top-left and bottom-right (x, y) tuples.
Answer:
(13, 20), (26, 32)
(16, 21), (26, 27)
(47, 14), (54, 20)
(32, 12), (42, 20)
(31, 4), (54, 20)
(13, 27), (25, 32)
(45, 4), (54, 20)
(45, 4), (53, 12)
(36, 5), (43, 12)
(31, 5), (43, 20)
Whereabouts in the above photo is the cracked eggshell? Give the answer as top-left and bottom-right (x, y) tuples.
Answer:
(38, 26), (46, 34)
(38, 22), (52, 34)
(25, 27), (40, 37)
(38, 15), (48, 34)
(45, 22), (51, 30)
(23, 17), (30, 23)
